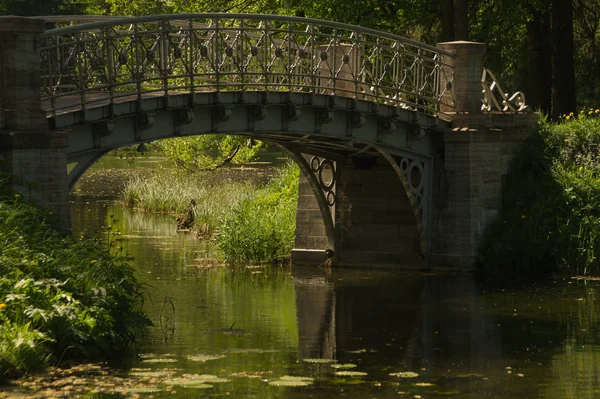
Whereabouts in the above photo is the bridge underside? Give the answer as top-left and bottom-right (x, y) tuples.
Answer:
(51, 91), (443, 269)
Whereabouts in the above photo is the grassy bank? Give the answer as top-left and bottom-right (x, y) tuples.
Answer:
(0, 183), (148, 380)
(122, 163), (298, 264)
(217, 162), (298, 265)
(481, 111), (600, 276)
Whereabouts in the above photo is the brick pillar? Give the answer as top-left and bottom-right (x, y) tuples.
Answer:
(0, 17), (70, 228)
(437, 41), (486, 115)
(430, 41), (536, 269)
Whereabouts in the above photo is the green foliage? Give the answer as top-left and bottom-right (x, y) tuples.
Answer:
(481, 111), (600, 276)
(123, 168), (257, 237)
(0, 189), (148, 379)
(154, 135), (262, 172)
(217, 162), (298, 265)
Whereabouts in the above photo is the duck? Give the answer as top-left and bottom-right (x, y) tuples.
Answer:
(176, 199), (196, 231)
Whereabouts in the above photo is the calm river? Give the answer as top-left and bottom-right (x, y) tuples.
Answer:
(3, 156), (600, 399)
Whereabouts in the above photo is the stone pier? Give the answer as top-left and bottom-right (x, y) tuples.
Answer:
(0, 17), (70, 227)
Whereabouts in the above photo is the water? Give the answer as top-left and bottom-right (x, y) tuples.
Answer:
(4, 156), (600, 398)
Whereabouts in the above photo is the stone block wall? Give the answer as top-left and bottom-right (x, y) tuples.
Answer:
(334, 156), (422, 268)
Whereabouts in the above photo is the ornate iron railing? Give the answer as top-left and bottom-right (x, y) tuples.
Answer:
(39, 14), (456, 117)
(481, 68), (529, 113)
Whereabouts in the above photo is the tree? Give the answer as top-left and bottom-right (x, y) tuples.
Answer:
(552, 0), (577, 118)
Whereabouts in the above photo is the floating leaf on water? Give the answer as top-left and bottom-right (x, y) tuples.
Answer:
(303, 358), (337, 364)
(414, 382), (435, 386)
(117, 386), (162, 393)
(389, 372), (419, 378)
(223, 348), (280, 354)
(165, 380), (213, 388)
(454, 373), (484, 379)
(431, 390), (460, 395)
(142, 358), (178, 363)
(269, 376), (314, 387)
(130, 371), (171, 378)
(165, 374), (229, 386)
(331, 364), (357, 369)
(186, 354), (225, 362)
(335, 371), (367, 377)
(347, 349), (367, 354)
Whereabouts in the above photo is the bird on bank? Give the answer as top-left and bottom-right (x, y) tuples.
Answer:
(177, 199), (196, 231)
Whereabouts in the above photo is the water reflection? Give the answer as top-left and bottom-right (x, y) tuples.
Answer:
(30, 163), (600, 398)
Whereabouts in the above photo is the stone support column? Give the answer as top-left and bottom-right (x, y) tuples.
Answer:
(430, 41), (536, 269)
(0, 17), (70, 228)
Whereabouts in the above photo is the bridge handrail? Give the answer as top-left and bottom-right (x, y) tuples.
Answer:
(38, 13), (456, 117)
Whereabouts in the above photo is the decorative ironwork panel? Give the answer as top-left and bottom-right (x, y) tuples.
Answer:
(39, 14), (455, 117)
(309, 155), (336, 208)
(481, 68), (529, 113)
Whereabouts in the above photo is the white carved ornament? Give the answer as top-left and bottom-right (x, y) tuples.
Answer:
(481, 68), (529, 113)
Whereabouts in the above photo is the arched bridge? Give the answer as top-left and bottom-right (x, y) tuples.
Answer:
(0, 14), (535, 270)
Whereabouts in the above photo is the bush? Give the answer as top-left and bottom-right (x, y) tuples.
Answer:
(481, 110), (600, 276)
(0, 185), (148, 380)
(217, 162), (299, 265)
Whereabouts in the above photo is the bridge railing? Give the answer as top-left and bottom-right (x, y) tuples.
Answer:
(39, 14), (455, 117)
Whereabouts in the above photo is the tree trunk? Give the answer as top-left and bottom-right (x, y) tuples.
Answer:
(525, 8), (552, 116)
(440, 0), (455, 42)
(552, 0), (576, 119)
(453, 0), (469, 40)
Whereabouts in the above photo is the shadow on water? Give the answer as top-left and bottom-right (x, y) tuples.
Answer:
(5, 157), (600, 398)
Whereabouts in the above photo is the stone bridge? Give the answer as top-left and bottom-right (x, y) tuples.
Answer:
(0, 14), (536, 270)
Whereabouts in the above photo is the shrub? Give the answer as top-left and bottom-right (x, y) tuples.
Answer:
(0, 186), (148, 380)
(481, 111), (600, 276)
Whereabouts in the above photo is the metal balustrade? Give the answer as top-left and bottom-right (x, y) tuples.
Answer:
(39, 14), (456, 117)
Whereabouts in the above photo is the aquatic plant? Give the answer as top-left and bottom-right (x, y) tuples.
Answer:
(217, 162), (299, 265)
(0, 184), (148, 380)
(481, 111), (600, 276)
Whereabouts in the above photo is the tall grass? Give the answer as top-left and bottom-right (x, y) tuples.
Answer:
(217, 162), (299, 265)
(123, 169), (258, 237)
(0, 182), (148, 380)
(481, 111), (600, 276)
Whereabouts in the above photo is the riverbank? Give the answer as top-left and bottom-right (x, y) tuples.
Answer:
(481, 111), (600, 276)
(122, 161), (299, 264)
(0, 181), (148, 380)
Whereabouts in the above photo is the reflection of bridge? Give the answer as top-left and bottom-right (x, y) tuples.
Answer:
(0, 14), (535, 270)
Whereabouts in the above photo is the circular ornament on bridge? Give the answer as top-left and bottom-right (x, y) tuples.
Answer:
(399, 158), (410, 173)
(118, 51), (128, 65)
(146, 50), (155, 62)
(299, 49), (307, 59)
(326, 190), (336, 207)
(384, 64), (392, 73)
(251, 46), (259, 57)
(414, 194), (423, 210)
(200, 45), (209, 57)
(310, 156), (321, 173)
(343, 54), (350, 64)
(408, 160), (424, 193)
(91, 57), (102, 70)
(173, 47), (182, 59)
(319, 159), (336, 191)
(225, 46), (234, 57)
(275, 47), (284, 58)
(320, 51), (328, 61)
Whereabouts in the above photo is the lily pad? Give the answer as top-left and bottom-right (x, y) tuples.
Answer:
(331, 364), (357, 369)
(269, 376), (314, 387)
(117, 386), (162, 393)
(389, 371), (419, 378)
(303, 358), (337, 364)
(186, 354), (225, 362)
(142, 358), (178, 363)
(335, 371), (368, 377)
(414, 382), (435, 386)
